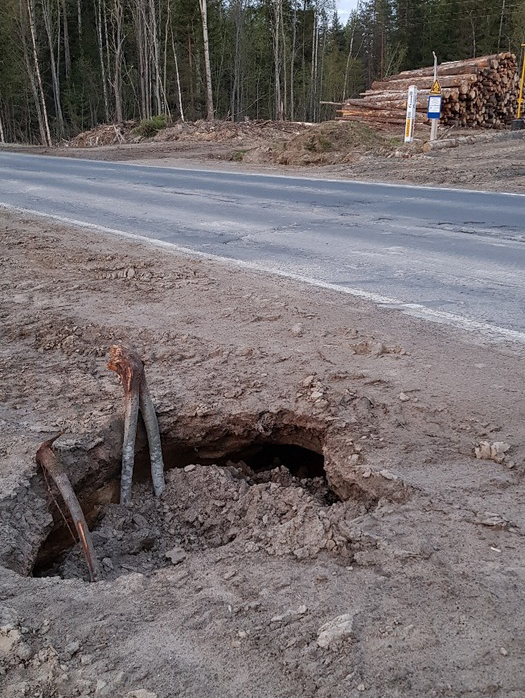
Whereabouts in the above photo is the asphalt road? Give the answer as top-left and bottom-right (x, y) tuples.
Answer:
(1, 151), (525, 341)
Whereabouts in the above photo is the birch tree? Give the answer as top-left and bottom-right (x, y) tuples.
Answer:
(199, 0), (214, 120)
(110, 0), (125, 122)
(27, 0), (52, 145)
(41, 0), (65, 137)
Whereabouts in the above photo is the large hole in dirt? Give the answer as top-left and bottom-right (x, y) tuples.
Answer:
(143, 441), (326, 480)
(32, 419), (360, 582)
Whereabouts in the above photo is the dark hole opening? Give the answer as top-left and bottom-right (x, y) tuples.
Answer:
(137, 442), (326, 478)
(224, 443), (324, 478)
(133, 440), (334, 502)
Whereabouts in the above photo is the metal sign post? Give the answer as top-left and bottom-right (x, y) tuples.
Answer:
(404, 85), (418, 143)
(428, 51), (441, 141)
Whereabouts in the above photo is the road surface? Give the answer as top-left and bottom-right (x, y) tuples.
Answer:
(1, 152), (524, 341)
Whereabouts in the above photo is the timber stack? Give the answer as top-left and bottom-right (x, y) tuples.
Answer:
(336, 53), (519, 128)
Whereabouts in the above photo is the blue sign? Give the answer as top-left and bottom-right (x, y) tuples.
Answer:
(427, 95), (442, 119)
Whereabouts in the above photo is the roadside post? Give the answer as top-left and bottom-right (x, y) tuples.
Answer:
(404, 85), (418, 143)
(511, 44), (525, 130)
(428, 52), (441, 141)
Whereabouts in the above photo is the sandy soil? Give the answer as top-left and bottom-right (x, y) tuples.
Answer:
(1, 203), (525, 698)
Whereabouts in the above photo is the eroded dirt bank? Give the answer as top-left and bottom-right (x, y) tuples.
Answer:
(1, 210), (525, 697)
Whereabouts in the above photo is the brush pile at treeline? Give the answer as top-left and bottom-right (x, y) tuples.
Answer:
(337, 53), (519, 128)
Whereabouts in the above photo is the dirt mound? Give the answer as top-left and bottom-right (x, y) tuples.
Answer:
(67, 121), (137, 147)
(65, 119), (309, 150)
(154, 119), (308, 145)
(244, 121), (400, 165)
(41, 462), (366, 582)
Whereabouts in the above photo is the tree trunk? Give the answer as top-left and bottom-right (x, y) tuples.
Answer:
(309, 12), (318, 121)
(290, 2), (296, 121)
(171, 26), (185, 122)
(42, 0), (65, 138)
(272, 0), (283, 120)
(138, 0), (152, 119)
(498, 0), (506, 52)
(76, 0), (82, 39)
(343, 17), (356, 101)
(96, 0), (110, 122)
(62, 0), (71, 79)
(199, 0), (214, 120)
(27, 0), (52, 146)
(162, 4), (172, 120)
(149, 0), (162, 114)
(111, 0), (125, 123)
(279, 0), (287, 119)
(230, 0), (242, 120)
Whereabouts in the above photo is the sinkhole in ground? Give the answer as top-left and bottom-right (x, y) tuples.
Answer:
(32, 419), (360, 582)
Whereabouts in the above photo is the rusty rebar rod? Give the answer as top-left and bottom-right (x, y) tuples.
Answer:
(139, 377), (166, 498)
(108, 345), (166, 504)
(36, 434), (101, 582)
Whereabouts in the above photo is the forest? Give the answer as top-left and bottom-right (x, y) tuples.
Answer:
(0, 0), (524, 144)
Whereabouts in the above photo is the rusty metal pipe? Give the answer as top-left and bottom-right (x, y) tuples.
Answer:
(36, 434), (101, 582)
(139, 377), (166, 498)
(108, 345), (166, 504)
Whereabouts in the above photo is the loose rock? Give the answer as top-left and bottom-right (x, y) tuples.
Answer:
(165, 547), (187, 565)
(474, 440), (511, 464)
(317, 613), (356, 648)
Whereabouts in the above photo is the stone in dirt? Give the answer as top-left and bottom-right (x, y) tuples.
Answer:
(64, 640), (81, 657)
(370, 341), (385, 358)
(474, 441), (511, 463)
(165, 547), (187, 565)
(317, 613), (356, 648)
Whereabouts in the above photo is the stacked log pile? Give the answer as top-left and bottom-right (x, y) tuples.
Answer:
(336, 53), (519, 128)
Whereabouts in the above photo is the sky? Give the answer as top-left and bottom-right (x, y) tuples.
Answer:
(336, 0), (360, 23)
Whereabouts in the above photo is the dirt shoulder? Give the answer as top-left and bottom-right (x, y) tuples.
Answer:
(3, 120), (524, 193)
(1, 209), (525, 697)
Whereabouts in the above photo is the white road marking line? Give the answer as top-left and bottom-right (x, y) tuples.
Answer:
(2, 151), (525, 198)
(2, 202), (525, 345)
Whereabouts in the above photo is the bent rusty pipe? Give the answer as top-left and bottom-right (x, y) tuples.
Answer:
(36, 434), (101, 582)
(108, 345), (166, 504)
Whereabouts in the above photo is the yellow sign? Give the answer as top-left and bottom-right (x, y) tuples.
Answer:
(430, 80), (441, 95)
(404, 85), (417, 142)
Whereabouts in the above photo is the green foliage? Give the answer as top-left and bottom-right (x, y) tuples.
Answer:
(132, 115), (168, 138)
(231, 149), (247, 161)
(304, 134), (332, 152)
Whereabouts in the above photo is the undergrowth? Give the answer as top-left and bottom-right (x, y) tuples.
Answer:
(132, 115), (168, 138)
